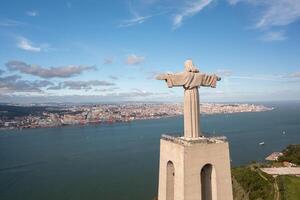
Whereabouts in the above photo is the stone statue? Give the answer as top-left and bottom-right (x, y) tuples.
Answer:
(156, 59), (221, 138)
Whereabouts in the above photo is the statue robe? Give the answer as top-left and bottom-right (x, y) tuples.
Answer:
(164, 72), (219, 138)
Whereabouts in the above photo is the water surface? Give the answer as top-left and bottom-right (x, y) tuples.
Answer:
(0, 102), (300, 200)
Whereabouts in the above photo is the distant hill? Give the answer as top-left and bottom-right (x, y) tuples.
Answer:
(0, 105), (63, 120)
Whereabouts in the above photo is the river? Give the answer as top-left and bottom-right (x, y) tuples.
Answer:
(0, 101), (299, 200)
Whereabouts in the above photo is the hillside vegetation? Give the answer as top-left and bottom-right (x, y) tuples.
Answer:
(232, 165), (275, 200)
(232, 144), (300, 200)
(278, 144), (300, 165)
(277, 175), (300, 200)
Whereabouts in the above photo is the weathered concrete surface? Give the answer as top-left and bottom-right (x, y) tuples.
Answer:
(158, 135), (233, 200)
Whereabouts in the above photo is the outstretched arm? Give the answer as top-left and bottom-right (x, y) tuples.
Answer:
(156, 72), (187, 88)
(201, 74), (221, 88)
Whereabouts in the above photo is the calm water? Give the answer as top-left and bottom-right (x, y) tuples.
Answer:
(0, 102), (300, 200)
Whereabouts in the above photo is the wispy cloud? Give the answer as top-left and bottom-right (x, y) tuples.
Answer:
(216, 69), (232, 77)
(0, 19), (25, 27)
(260, 30), (287, 42)
(228, 73), (300, 81)
(48, 80), (115, 90)
(26, 11), (39, 17)
(119, 15), (153, 27)
(228, 72), (300, 81)
(229, 0), (300, 41)
(109, 75), (119, 80)
(103, 57), (114, 65)
(126, 54), (145, 65)
(146, 71), (161, 79)
(0, 91), (173, 103)
(229, 75), (282, 81)
(118, 0), (169, 28)
(288, 72), (300, 78)
(17, 36), (59, 52)
(94, 87), (120, 92)
(227, 0), (240, 5)
(120, 0), (213, 29)
(120, 0), (300, 31)
(6, 60), (96, 78)
(254, 0), (300, 29)
(119, 1), (151, 27)
(16, 37), (42, 52)
(105, 90), (167, 98)
(173, 0), (214, 28)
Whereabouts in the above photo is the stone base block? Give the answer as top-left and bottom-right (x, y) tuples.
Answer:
(158, 135), (233, 200)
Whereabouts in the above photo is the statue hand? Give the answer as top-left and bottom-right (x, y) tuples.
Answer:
(156, 74), (168, 80)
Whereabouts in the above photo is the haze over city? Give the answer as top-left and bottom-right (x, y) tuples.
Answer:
(1, 0), (300, 103)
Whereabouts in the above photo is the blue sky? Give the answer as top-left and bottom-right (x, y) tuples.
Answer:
(0, 0), (300, 103)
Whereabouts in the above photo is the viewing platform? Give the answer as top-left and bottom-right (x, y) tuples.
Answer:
(161, 134), (227, 146)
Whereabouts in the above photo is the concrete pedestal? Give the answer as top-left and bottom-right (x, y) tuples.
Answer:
(158, 135), (233, 200)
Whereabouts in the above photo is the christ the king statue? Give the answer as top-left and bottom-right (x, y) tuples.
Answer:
(156, 59), (221, 138)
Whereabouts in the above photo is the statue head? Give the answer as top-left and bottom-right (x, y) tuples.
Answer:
(184, 59), (199, 73)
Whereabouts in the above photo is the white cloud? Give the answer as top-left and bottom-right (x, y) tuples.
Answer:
(17, 37), (41, 52)
(0, 75), (53, 94)
(173, 0), (214, 28)
(126, 54), (145, 65)
(26, 11), (39, 17)
(6, 60), (96, 78)
(260, 30), (287, 42)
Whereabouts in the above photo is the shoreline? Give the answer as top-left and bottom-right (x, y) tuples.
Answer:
(0, 108), (274, 132)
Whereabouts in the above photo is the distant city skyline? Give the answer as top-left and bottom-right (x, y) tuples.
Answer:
(0, 0), (300, 103)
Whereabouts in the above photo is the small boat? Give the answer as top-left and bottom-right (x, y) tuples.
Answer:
(259, 142), (265, 146)
(282, 131), (286, 135)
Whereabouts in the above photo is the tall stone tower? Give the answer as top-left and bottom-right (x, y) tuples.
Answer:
(156, 60), (233, 200)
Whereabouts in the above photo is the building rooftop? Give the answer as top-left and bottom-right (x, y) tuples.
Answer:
(265, 152), (283, 161)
